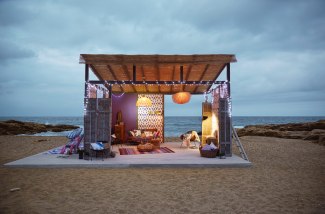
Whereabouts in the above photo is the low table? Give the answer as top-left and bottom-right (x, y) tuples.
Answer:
(150, 139), (161, 149)
(137, 143), (154, 152)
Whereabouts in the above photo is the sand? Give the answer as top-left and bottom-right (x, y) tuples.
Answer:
(0, 135), (324, 213)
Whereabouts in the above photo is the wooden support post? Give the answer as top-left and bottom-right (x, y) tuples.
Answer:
(84, 64), (90, 160)
(226, 63), (231, 96)
(108, 84), (112, 149)
(227, 63), (230, 82)
(180, 65), (183, 82)
(108, 84), (112, 98)
(84, 64), (89, 97)
(133, 65), (136, 82)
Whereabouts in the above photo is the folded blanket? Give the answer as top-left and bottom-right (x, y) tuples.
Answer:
(202, 144), (217, 151)
(91, 142), (105, 150)
(44, 146), (64, 154)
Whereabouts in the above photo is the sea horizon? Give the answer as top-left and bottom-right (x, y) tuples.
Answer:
(1, 116), (324, 137)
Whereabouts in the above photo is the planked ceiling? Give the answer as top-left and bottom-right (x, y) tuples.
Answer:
(80, 54), (236, 94)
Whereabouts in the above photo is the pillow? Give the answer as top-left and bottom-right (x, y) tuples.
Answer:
(141, 132), (146, 138)
(134, 130), (141, 137)
(144, 131), (153, 137)
(128, 131), (135, 137)
(210, 143), (217, 150)
(154, 131), (160, 138)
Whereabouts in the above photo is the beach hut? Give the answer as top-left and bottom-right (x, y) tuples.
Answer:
(79, 54), (242, 160)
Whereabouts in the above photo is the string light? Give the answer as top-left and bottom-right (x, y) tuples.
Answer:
(207, 83), (232, 118)
(228, 98), (232, 118)
(112, 93), (125, 98)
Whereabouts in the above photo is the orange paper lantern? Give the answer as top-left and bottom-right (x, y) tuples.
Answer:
(172, 92), (191, 104)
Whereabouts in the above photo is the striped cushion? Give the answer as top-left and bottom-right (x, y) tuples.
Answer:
(67, 128), (82, 139)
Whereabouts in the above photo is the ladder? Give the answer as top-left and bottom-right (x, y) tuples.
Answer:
(232, 126), (249, 161)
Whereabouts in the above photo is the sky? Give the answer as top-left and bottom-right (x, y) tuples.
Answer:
(0, 0), (324, 117)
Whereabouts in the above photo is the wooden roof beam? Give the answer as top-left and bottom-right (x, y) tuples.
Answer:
(155, 63), (161, 93)
(194, 64), (210, 93)
(206, 63), (227, 92)
(89, 65), (111, 91)
(122, 65), (137, 93)
(170, 65), (176, 93)
(183, 65), (192, 91)
(140, 65), (148, 93)
(89, 65), (102, 81)
(107, 65), (123, 93)
(79, 54), (237, 65)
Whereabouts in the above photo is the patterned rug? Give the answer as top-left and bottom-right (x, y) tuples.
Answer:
(119, 147), (175, 155)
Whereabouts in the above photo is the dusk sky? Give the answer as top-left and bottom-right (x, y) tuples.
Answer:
(1, 0), (324, 116)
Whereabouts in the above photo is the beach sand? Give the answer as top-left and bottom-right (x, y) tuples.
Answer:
(0, 136), (324, 213)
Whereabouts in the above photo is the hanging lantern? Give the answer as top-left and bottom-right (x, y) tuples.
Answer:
(136, 96), (152, 107)
(172, 92), (191, 104)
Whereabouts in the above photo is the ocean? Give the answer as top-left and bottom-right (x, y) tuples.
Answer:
(1, 116), (324, 137)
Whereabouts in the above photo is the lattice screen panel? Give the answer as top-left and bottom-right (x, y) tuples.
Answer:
(214, 84), (232, 157)
(137, 94), (164, 140)
(212, 90), (220, 143)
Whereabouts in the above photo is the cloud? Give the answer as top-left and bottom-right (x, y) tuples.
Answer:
(0, 0), (324, 116)
(0, 0), (36, 26)
(0, 40), (36, 62)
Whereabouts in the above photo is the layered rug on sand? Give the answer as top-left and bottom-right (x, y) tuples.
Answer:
(119, 147), (175, 155)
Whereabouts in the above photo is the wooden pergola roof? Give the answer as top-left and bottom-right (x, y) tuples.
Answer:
(80, 54), (236, 94)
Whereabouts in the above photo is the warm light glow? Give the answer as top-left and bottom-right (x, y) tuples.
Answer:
(172, 92), (191, 104)
(136, 97), (152, 107)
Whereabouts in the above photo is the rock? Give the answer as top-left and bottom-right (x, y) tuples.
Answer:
(318, 135), (325, 146)
(303, 135), (319, 141)
(309, 129), (325, 135)
(237, 127), (284, 138)
(0, 120), (79, 135)
(237, 120), (325, 146)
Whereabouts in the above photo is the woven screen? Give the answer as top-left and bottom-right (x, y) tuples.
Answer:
(214, 84), (232, 157)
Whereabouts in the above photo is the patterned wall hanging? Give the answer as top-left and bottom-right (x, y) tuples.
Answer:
(137, 94), (164, 141)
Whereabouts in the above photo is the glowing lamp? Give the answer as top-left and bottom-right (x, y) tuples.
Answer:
(136, 97), (152, 107)
(172, 92), (191, 104)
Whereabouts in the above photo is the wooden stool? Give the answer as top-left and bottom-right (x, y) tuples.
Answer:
(150, 139), (161, 149)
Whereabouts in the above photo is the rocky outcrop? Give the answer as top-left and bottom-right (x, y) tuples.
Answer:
(237, 120), (325, 146)
(0, 120), (79, 135)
